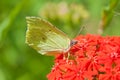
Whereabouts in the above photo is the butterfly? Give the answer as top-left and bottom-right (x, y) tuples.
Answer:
(26, 17), (77, 56)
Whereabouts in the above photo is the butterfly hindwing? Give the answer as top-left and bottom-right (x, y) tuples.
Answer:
(26, 17), (70, 55)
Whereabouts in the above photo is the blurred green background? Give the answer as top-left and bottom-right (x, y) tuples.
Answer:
(0, 0), (120, 80)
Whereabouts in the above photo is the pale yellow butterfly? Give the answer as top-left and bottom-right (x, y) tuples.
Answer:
(26, 17), (77, 56)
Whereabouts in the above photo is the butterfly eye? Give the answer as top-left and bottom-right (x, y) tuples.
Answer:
(70, 40), (78, 47)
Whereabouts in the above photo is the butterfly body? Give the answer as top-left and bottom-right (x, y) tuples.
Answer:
(26, 17), (72, 55)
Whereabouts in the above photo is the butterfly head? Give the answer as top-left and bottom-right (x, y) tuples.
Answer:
(70, 40), (78, 47)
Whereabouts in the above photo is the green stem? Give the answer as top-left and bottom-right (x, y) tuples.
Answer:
(98, 0), (119, 34)
(0, 0), (28, 47)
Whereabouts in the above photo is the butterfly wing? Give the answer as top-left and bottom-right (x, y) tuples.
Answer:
(26, 17), (70, 55)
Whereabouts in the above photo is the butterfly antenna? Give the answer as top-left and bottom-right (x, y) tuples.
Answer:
(69, 25), (87, 38)
(76, 25), (87, 36)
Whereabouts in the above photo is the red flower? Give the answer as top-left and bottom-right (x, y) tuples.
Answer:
(99, 66), (120, 80)
(47, 34), (120, 80)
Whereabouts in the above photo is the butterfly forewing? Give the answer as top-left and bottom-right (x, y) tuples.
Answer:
(26, 17), (70, 55)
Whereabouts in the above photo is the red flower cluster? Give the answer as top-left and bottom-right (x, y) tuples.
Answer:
(47, 34), (120, 80)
